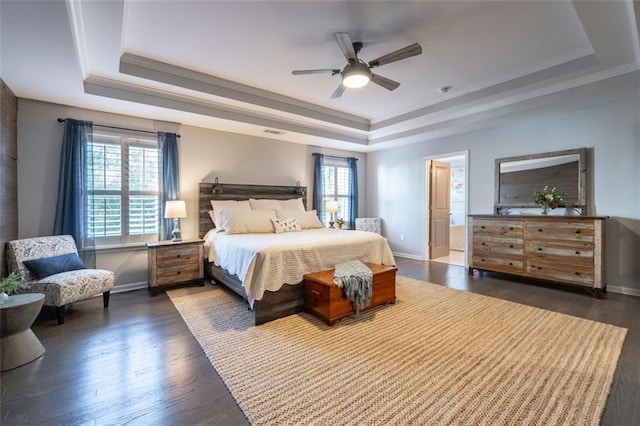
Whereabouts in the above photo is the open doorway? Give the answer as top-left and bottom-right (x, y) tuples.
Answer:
(425, 152), (468, 267)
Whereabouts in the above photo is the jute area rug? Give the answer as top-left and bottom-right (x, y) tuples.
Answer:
(167, 276), (627, 426)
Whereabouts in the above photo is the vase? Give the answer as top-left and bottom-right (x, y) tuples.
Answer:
(0, 292), (9, 304)
(541, 205), (549, 215)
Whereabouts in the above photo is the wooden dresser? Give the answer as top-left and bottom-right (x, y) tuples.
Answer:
(468, 215), (606, 297)
(146, 239), (205, 296)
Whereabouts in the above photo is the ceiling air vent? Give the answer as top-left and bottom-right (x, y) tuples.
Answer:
(264, 129), (285, 135)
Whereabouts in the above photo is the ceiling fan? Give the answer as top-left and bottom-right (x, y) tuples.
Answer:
(292, 32), (422, 99)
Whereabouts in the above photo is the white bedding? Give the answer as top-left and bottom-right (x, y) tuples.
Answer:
(204, 228), (396, 303)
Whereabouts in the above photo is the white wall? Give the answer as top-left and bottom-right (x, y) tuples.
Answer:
(16, 99), (366, 289)
(367, 85), (640, 293)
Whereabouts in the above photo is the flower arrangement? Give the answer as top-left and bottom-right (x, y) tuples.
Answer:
(533, 186), (564, 215)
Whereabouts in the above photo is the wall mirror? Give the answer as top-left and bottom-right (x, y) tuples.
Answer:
(495, 148), (587, 214)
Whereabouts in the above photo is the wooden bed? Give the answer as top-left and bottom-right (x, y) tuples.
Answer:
(199, 182), (308, 325)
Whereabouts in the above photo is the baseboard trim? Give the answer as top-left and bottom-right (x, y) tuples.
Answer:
(606, 285), (640, 298)
(393, 252), (425, 261)
(112, 281), (148, 293)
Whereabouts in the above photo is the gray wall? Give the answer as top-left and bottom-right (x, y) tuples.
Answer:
(16, 99), (366, 290)
(367, 87), (640, 294)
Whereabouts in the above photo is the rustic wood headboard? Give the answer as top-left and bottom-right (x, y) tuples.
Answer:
(198, 182), (308, 238)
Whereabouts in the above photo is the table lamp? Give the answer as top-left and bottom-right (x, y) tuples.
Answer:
(165, 200), (187, 241)
(326, 200), (339, 228)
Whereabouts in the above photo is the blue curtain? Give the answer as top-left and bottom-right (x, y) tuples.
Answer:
(158, 132), (180, 240)
(53, 119), (95, 268)
(348, 157), (358, 228)
(312, 153), (324, 219)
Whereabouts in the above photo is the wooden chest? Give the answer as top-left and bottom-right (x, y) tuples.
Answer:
(303, 262), (397, 325)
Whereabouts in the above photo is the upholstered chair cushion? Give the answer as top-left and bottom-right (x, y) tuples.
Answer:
(355, 218), (382, 235)
(6, 235), (115, 315)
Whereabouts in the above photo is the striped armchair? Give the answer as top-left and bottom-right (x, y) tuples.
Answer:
(6, 235), (114, 324)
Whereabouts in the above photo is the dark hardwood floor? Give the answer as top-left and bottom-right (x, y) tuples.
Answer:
(1, 258), (638, 425)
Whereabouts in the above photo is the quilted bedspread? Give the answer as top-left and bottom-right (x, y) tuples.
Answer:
(204, 228), (395, 303)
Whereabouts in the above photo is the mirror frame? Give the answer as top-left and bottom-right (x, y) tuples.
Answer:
(494, 148), (587, 214)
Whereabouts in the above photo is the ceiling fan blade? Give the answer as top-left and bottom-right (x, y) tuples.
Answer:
(330, 83), (346, 99)
(368, 43), (422, 67)
(292, 69), (341, 75)
(333, 32), (357, 62)
(371, 73), (400, 91)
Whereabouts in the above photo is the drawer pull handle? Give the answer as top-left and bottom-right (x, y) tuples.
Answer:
(177, 271), (181, 275)
(574, 272), (580, 275)
(176, 254), (181, 258)
(537, 248), (543, 251)
(481, 242), (486, 246)
(538, 229), (543, 232)
(481, 226), (486, 229)
(509, 262), (513, 266)
(575, 230), (581, 234)
(537, 267), (542, 270)
(509, 245), (514, 248)
(481, 258), (485, 262)
(509, 227), (514, 230)
(575, 251), (580, 255)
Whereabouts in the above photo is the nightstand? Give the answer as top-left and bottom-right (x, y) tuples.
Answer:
(146, 239), (205, 296)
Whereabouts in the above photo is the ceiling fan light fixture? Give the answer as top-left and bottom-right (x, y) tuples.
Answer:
(342, 62), (371, 88)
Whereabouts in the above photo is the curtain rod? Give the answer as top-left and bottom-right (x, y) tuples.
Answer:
(312, 152), (358, 161)
(57, 118), (181, 138)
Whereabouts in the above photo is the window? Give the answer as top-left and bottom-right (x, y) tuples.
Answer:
(321, 158), (352, 227)
(87, 132), (160, 245)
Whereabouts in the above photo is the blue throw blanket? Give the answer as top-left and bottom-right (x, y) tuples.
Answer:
(333, 260), (373, 315)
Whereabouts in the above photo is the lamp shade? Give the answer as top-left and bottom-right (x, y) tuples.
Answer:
(326, 200), (339, 214)
(164, 200), (187, 219)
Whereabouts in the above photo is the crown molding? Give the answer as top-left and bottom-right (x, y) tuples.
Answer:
(83, 75), (369, 146)
(119, 53), (370, 132)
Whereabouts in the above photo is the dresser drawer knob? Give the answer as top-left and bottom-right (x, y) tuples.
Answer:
(575, 251), (580, 255)
(509, 245), (514, 248)
(574, 271), (580, 275)
(481, 242), (486, 246)
(537, 267), (542, 270)
(176, 254), (181, 258)
(575, 229), (581, 234)
(481, 258), (485, 262)
(538, 229), (543, 232)
(177, 271), (181, 275)
(537, 248), (543, 251)
(481, 226), (486, 229)
(509, 227), (514, 230)
(509, 262), (513, 266)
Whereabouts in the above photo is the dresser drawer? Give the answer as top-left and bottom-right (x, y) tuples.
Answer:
(472, 255), (523, 275)
(526, 256), (594, 286)
(525, 240), (594, 263)
(156, 245), (201, 265)
(525, 220), (594, 243)
(474, 235), (523, 257)
(473, 219), (523, 237)
(156, 263), (201, 285)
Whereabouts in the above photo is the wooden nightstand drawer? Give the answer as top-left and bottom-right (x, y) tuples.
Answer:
(147, 239), (205, 296)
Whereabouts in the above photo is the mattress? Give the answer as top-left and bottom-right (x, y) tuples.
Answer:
(204, 228), (396, 303)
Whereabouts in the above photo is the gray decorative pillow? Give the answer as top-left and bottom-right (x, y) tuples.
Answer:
(271, 217), (302, 234)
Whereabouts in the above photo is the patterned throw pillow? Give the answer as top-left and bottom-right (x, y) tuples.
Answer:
(271, 217), (302, 233)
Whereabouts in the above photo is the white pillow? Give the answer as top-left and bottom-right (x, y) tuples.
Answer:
(279, 198), (305, 211)
(276, 209), (323, 229)
(219, 209), (277, 235)
(210, 200), (251, 229)
(271, 217), (302, 233)
(249, 198), (282, 211)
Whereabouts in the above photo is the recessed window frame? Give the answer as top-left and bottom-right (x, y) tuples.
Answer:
(87, 131), (160, 247)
